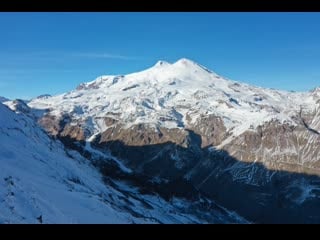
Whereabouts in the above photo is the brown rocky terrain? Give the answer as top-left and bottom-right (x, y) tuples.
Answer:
(32, 106), (320, 223)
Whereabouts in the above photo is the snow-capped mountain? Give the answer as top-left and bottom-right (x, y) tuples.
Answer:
(4, 58), (320, 223)
(29, 58), (312, 139)
(0, 101), (246, 223)
(27, 58), (320, 173)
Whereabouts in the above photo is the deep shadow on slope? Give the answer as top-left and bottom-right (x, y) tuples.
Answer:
(88, 129), (320, 224)
(57, 132), (242, 223)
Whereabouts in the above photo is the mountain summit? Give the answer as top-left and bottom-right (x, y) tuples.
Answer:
(153, 60), (171, 68)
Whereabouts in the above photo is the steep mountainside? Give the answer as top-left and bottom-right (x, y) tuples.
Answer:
(0, 102), (245, 223)
(9, 58), (320, 223)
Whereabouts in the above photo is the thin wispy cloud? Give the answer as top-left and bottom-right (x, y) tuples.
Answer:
(1, 51), (141, 63)
(0, 69), (76, 75)
(72, 52), (141, 60)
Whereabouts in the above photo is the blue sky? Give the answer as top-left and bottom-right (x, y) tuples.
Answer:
(1, 12), (320, 99)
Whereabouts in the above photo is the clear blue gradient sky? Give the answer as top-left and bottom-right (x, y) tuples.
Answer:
(1, 12), (320, 99)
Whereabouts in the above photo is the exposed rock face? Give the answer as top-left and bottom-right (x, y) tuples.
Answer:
(60, 124), (86, 142)
(104, 116), (118, 127)
(224, 119), (320, 176)
(187, 114), (227, 147)
(93, 124), (202, 179)
(99, 124), (190, 147)
(38, 114), (87, 142)
(38, 114), (61, 136)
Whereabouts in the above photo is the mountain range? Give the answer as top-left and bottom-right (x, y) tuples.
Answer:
(2, 58), (320, 223)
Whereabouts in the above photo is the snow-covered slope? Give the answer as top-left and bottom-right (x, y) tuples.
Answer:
(28, 58), (315, 144)
(0, 102), (246, 223)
